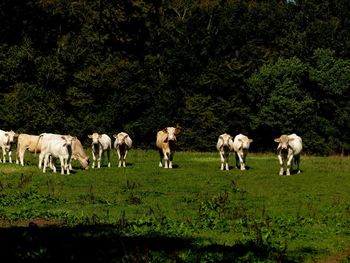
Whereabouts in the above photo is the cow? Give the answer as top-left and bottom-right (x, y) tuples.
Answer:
(71, 139), (90, 170)
(156, 127), (180, 169)
(274, 133), (302, 176)
(41, 135), (76, 175)
(17, 133), (89, 170)
(16, 134), (41, 166)
(113, 132), (132, 167)
(36, 133), (74, 170)
(216, 133), (234, 170)
(0, 130), (18, 163)
(233, 134), (253, 170)
(88, 133), (111, 168)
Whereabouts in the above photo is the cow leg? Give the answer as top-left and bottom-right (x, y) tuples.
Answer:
(295, 155), (301, 174)
(107, 149), (111, 168)
(59, 156), (65, 175)
(64, 157), (70, 175)
(163, 149), (169, 168)
(123, 149), (128, 167)
(219, 151), (225, 170)
(237, 152), (245, 170)
(15, 147), (20, 165)
(158, 150), (163, 167)
(117, 148), (122, 167)
(2, 146), (6, 163)
(91, 150), (96, 169)
(43, 154), (50, 173)
(286, 155), (294, 176)
(169, 152), (173, 169)
(224, 151), (229, 170)
(17, 147), (25, 166)
(39, 152), (45, 169)
(97, 149), (102, 169)
(278, 155), (284, 176)
(8, 148), (12, 163)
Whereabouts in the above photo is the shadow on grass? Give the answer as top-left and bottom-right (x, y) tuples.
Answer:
(0, 223), (307, 262)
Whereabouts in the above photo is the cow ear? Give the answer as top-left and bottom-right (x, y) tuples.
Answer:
(88, 135), (92, 139)
(274, 138), (281, 143)
(175, 128), (181, 135)
(163, 128), (168, 133)
(113, 134), (117, 138)
(249, 139), (253, 143)
(14, 133), (19, 137)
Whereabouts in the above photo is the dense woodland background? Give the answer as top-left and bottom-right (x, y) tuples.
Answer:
(0, 0), (350, 154)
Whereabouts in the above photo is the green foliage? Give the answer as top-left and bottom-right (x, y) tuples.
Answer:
(0, 0), (350, 153)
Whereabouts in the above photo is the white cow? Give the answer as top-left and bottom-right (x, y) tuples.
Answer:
(0, 130), (18, 163)
(19, 133), (89, 169)
(41, 135), (76, 174)
(156, 127), (180, 169)
(233, 134), (253, 170)
(88, 133), (111, 168)
(113, 132), (132, 167)
(216, 133), (234, 170)
(274, 133), (302, 176)
(36, 133), (75, 170)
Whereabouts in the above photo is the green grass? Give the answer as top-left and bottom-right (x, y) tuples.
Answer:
(0, 150), (350, 262)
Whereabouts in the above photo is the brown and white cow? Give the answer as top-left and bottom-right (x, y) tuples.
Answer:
(0, 130), (18, 163)
(16, 134), (41, 166)
(274, 133), (302, 176)
(233, 134), (253, 170)
(88, 133), (111, 168)
(17, 133), (89, 169)
(113, 132), (132, 167)
(216, 133), (234, 170)
(156, 127), (180, 169)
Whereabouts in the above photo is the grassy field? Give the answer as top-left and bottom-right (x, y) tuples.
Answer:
(0, 149), (350, 262)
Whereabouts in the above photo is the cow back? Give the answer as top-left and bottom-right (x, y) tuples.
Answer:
(156, 130), (168, 149)
(18, 134), (41, 153)
(288, 134), (302, 155)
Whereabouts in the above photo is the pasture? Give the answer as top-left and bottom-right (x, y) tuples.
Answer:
(0, 150), (350, 262)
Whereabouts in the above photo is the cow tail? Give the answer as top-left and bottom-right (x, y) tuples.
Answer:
(35, 134), (44, 155)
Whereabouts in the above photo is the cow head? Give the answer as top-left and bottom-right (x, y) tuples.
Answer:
(163, 127), (180, 142)
(274, 135), (294, 151)
(219, 134), (232, 150)
(88, 133), (102, 146)
(80, 157), (90, 170)
(4, 130), (18, 144)
(113, 132), (128, 146)
(239, 136), (253, 151)
(61, 135), (76, 148)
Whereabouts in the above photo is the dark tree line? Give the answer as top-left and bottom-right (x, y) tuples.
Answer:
(1, 0), (350, 154)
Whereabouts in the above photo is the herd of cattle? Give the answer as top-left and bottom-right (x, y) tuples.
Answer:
(0, 127), (302, 176)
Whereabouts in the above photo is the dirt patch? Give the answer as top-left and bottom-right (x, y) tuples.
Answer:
(317, 246), (350, 263)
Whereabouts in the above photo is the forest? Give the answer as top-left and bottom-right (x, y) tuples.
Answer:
(0, 0), (350, 154)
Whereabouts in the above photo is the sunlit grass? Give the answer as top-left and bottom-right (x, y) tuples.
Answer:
(0, 150), (350, 261)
